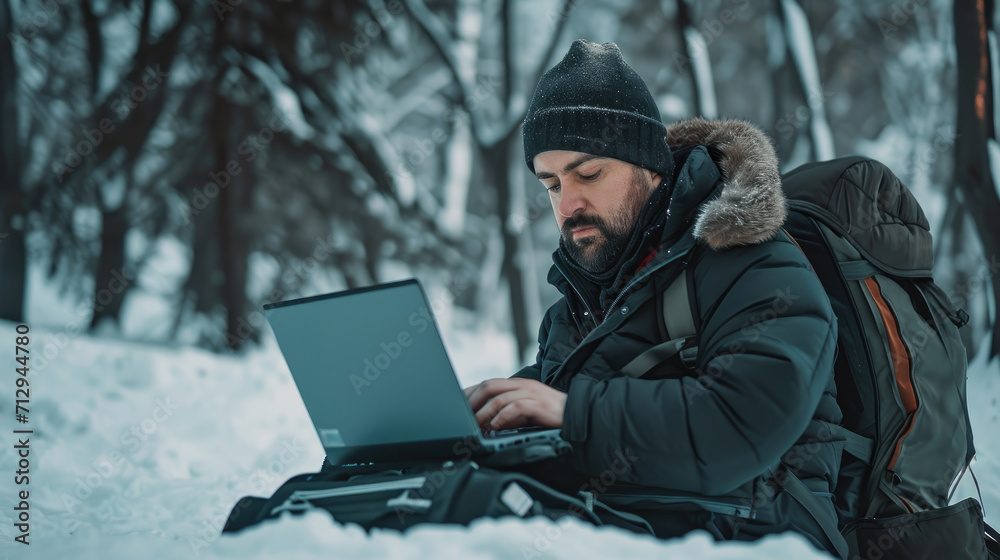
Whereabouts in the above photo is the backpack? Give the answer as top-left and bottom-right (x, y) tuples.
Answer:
(624, 156), (1000, 559)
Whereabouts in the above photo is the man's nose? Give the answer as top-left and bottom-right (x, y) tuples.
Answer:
(558, 184), (587, 219)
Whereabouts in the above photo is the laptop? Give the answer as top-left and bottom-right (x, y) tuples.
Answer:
(263, 278), (565, 468)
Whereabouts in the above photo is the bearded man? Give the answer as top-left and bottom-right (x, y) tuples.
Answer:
(465, 39), (843, 556)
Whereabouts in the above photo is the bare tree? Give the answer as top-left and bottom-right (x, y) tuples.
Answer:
(673, 0), (718, 118)
(0, 0), (26, 322)
(404, 0), (573, 358)
(777, 0), (834, 162)
(80, 0), (193, 328)
(951, 0), (1000, 358)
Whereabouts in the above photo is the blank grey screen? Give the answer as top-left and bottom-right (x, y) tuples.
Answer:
(266, 282), (480, 447)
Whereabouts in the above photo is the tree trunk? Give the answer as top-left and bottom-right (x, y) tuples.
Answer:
(211, 18), (249, 351)
(675, 0), (718, 118)
(89, 204), (130, 328)
(952, 0), (1000, 358)
(779, 0), (835, 161)
(403, 0), (573, 360)
(485, 130), (533, 359)
(765, 11), (797, 164)
(0, 0), (26, 322)
(0, 224), (26, 322)
(174, 205), (221, 340)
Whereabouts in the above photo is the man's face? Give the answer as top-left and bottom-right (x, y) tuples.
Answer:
(533, 150), (661, 273)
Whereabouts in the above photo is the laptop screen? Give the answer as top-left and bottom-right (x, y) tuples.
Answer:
(264, 280), (482, 461)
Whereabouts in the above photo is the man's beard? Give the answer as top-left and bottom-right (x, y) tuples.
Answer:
(561, 169), (654, 274)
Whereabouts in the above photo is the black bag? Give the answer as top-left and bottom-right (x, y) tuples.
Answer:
(222, 459), (655, 536)
(843, 497), (1000, 560)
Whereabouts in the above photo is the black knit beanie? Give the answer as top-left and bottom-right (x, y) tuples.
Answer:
(522, 39), (671, 178)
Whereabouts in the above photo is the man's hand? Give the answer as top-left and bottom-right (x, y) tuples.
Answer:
(464, 378), (567, 430)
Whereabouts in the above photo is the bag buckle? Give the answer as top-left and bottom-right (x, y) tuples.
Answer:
(386, 490), (432, 513)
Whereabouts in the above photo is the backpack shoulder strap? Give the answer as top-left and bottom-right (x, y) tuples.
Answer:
(773, 466), (850, 559)
(620, 269), (698, 379)
(809, 419), (874, 465)
(663, 268), (697, 341)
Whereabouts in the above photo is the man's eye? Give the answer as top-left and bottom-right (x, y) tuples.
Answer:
(580, 170), (601, 181)
(546, 184), (561, 193)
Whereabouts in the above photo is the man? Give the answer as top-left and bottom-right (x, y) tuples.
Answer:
(464, 40), (843, 555)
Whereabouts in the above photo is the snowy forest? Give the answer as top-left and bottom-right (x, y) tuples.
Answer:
(3, 0), (1000, 362)
(2, 0), (1000, 558)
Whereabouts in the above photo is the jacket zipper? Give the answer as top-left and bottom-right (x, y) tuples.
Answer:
(553, 260), (599, 329)
(555, 246), (688, 330)
(600, 493), (753, 519)
(602, 247), (686, 326)
(546, 242), (692, 385)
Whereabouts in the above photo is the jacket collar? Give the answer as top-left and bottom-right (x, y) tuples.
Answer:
(666, 117), (786, 250)
(548, 117), (786, 295)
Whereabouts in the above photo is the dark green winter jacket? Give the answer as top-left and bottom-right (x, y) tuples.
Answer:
(513, 119), (843, 553)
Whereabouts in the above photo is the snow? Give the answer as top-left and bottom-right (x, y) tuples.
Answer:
(989, 139), (1000, 205)
(953, 334), (1000, 520)
(0, 313), (852, 560)
(14, 512), (828, 560)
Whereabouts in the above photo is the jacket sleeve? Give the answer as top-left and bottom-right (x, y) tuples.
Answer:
(509, 303), (557, 381)
(560, 239), (837, 495)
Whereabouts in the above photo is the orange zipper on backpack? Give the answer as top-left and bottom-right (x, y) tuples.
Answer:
(863, 276), (917, 473)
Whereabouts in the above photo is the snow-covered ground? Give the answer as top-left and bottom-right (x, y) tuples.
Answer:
(0, 313), (995, 559)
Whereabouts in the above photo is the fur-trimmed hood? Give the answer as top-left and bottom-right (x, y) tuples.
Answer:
(666, 117), (786, 250)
